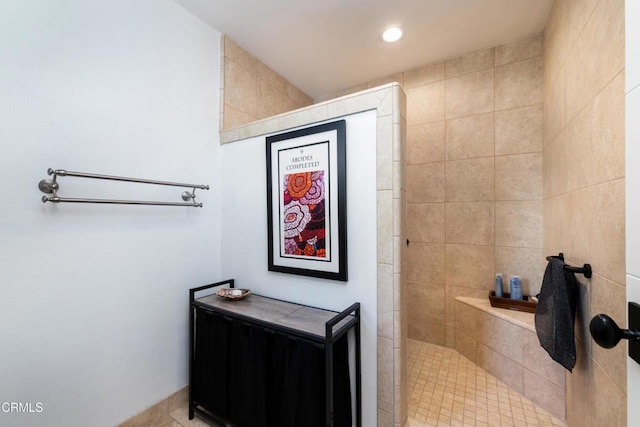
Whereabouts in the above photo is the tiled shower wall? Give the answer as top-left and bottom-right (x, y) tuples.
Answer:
(404, 35), (545, 347)
(220, 36), (313, 130)
(543, 0), (626, 426)
(321, 34), (545, 349)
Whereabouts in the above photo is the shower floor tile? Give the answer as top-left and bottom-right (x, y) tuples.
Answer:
(407, 339), (566, 427)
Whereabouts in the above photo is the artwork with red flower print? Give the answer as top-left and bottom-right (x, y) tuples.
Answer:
(282, 171), (326, 258)
(266, 120), (347, 281)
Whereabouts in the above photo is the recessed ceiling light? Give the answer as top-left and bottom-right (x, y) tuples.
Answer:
(382, 27), (403, 43)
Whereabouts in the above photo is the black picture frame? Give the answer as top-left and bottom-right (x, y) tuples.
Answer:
(266, 120), (347, 281)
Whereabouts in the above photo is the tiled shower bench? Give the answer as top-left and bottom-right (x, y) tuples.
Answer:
(454, 297), (566, 421)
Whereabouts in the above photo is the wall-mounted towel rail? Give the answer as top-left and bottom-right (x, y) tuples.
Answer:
(546, 252), (592, 278)
(38, 168), (210, 207)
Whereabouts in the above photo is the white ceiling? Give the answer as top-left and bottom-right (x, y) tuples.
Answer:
(174, 0), (552, 99)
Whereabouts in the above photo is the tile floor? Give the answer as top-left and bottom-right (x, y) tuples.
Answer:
(407, 339), (566, 427)
(154, 405), (211, 427)
(164, 339), (567, 426)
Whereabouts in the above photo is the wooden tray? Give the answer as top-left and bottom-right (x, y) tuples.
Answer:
(489, 291), (537, 313)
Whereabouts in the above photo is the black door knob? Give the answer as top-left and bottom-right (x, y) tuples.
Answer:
(589, 313), (640, 349)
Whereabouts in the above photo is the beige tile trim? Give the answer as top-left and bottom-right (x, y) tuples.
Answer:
(219, 83), (402, 144)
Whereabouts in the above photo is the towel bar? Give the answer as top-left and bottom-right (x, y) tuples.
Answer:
(38, 168), (209, 207)
(546, 253), (592, 278)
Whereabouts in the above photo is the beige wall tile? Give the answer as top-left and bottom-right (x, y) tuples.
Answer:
(542, 130), (571, 198)
(495, 57), (543, 110)
(407, 122), (445, 164)
(407, 203), (445, 243)
(570, 74), (625, 191)
(522, 330), (565, 388)
(224, 60), (257, 117)
(476, 310), (523, 364)
(409, 320), (446, 345)
(408, 281), (445, 326)
(561, 181), (625, 286)
(445, 244), (494, 289)
(445, 286), (489, 327)
(454, 329), (476, 363)
(378, 336), (394, 413)
(282, 94), (300, 113)
(378, 264), (394, 339)
(565, 343), (595, 427)
(495, 33), (542, 66)
(445, 202), (494, 245)
(408, 242), (445, 284)
(445, 326), (455, 348)
(224, 37), (257, 74)
(285, 82), (313, 106)
(377, 118), (394, 191)
(495, 105), (543, 155)
(454, 300), (477, 337)
(573, 277), (592, 352)
(593, 361), (626, 427)
(495, 247), (543, 297)
(368, 73), (404, 89)
(495, 153), (543, 201)
(257, 80), (285, 119)
(445, 69), (494, 119)
(445, 48), (494, 78)
(523, 369), (565, 421)
(378, 409), (393, 427)
(590, 275), (627, 393)
(542, 0), (625, 423)
(542, 73), (566, 146)
(406, 81), (445, 125)
(495, 200), (543, 248)
(257, 61), (287, 92)
(403, 62), (445, 89)
(542, 195), (565, 267)
(545, 74), (624, 198)
(476, 343), (524, 394)
(445, 112), (494, 160)
(542, 0), (599, 95)
(445, 157), (494, 201)
(221, 36), (311, 130)
(378, 190), (394, 265)
(570, 0), (624, 122)
(223, 103), (255, 129)
(541, 0), (562, 91)
(407, 162), (444, 203)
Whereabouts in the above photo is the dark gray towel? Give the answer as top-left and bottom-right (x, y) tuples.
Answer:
(535, 257), (579, 372)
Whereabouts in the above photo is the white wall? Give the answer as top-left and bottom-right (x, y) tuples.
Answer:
(0, 1), (221, 426)
(627, 0), (640, 424)
(220, 110), (378, 426)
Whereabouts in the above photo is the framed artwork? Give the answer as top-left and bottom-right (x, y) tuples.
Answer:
(266, 120), (347, 281)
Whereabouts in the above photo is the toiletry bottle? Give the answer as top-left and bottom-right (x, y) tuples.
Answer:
(510, 276), (522, 300)
(495, 273), (503, 298)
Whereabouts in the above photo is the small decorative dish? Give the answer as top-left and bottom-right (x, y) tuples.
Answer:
(216, 288), (251, 301)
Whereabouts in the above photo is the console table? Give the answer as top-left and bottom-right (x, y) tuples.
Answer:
(189, 279), (361, 427)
